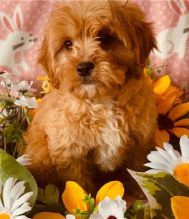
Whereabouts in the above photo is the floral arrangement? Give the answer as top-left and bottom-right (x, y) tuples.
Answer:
(0, 63), (189, 219)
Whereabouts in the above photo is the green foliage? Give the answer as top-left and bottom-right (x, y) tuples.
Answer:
(0, 78), (33, 158)
(145, 58), (167, 79)
(37, 184), (60, 204)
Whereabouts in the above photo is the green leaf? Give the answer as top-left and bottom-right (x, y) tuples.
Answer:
(126, 201), (150, 219)
(0, 149), (38, 207)
(37, 184), (60, 204)
(45, 184), (60, 204)
(37, 187), (46, 204)
(128, 170), (189, 219)
(89, 197), (95, 212)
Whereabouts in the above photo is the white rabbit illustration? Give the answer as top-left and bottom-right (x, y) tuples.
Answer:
(0, 5), (37, 75)
(154, 0), (189, 59)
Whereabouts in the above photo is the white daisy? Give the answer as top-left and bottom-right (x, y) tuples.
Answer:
(0, 177), (33, 219)
(16, 155), (32, 166)
(89, 196), (127, 219)
(144, 135), (189, 186)
(14, 81), (33, 93)
(0, 72), (13, 87)
(14, 96), (38, 109)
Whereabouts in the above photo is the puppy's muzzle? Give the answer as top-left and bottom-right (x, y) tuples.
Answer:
(77, 62), (95, 77)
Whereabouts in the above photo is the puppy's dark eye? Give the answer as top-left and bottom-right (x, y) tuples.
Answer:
(64, 40), (73, 50)
(98, 33), (116, 46)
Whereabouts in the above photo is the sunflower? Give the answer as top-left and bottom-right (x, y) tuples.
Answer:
(152, 75), (189, 146)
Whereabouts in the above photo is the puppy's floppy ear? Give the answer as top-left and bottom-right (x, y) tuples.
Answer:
(38, 36), (60, 88)
(123, 2), (157, 66)
(110, 1), (157, 70)
(131, 15), (157, 67)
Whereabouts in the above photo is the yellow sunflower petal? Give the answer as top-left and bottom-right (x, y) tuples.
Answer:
(165, 85), (183, 100)
(155, 129), (170, 147)
(174, 118), (189, 127)
(32, 212), (65, 219)
(174, 163), (189, 187)
(171, 196), (189, 219)
(156, 95), (176, 115)
(62, 181), (88, 214)
(170, 127), (189, 138)
(153, 75), (171, 95)
(96, 181), (124, 204)
(168, 102), (189, 121)
(0, 213), (10, 219)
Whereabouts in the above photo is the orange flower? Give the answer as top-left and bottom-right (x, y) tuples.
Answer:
(33, 212), (65, 219)
(171, 196), (189, 219)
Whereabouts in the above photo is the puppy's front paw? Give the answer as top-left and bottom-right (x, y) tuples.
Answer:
(97, 158), (117, 172)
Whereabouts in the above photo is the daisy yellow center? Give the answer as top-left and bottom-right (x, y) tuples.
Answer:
(174, 163), (189, 187)
(0, 213), (10, 219)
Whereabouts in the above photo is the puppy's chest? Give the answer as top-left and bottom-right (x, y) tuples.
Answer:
(48, 99), (126, 151)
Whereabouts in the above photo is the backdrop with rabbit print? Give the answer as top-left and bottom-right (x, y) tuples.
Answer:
(0, 0), (189, 96)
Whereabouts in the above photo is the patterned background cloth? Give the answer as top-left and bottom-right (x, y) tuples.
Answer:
(0, 0), (189, 96)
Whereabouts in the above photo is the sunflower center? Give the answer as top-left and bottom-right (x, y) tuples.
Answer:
(107, 216), (117, 219)
(0, 213), (10, 219)
(174, 163), (189, 187)
(157, 114), (174, 130)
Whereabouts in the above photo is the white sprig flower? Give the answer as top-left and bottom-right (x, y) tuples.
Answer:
(66, 214), (76, 219)
(0, 72), (13, 87)
(0, 177), (33, 219)
(15, 81), (33, 93)
(16, 155), (32, 166)
(14, 96), (38, 109)
(145, 135), (189, 186)
(89, 196), (127, 219)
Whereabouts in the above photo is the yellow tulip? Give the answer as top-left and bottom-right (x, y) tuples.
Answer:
(62, 181), (88, 214)
(171, 196), (189, 219)
(32, 212), (65, 219)
(96, 181), (124, 204)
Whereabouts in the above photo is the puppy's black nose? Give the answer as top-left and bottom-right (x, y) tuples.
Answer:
(77, 62), (95, 76)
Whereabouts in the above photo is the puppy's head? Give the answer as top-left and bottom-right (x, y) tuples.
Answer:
(39, 0), (156, 99)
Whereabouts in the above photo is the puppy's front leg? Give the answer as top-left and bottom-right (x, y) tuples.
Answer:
(24, 128), (56, 187)
(94, 144), (125, 172)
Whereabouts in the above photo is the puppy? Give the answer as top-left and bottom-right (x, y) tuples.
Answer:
(24, 0), (157, 194)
